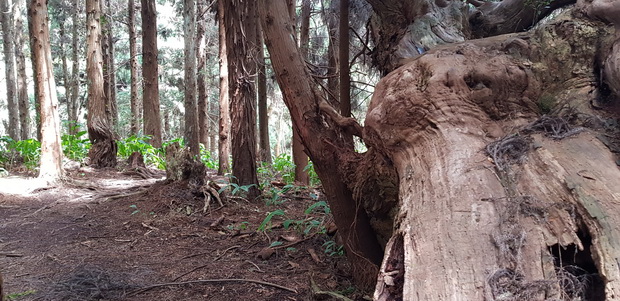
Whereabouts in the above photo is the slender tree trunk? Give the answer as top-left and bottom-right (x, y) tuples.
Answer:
(59, 21), (71, 132)
(292, 0), (311, 185)
(224, 0), (260, 199)
(86, 0), (117, 168)
(141, 0), (163, 147)
(28, 0), (63, 181)
(257, 22), (271, 164)
(325, 1), (339, 107)
(338, 0), (352, 147)
(184, 0), (199, 157)
(196, 0), (208, 148)
(1, 0), (20, 139)
(128, 0), (140, 136)
(259, 0), (383, 286)
(106, 0), (117, 130)
(69, 0), (80, 135)
(14, 0), (30, 140)
(217, 0), (230, 174)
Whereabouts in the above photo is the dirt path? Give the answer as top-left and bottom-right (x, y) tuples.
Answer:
(0, 168), (359, 300)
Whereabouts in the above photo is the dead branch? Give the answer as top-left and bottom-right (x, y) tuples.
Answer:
(128, 278), (298, 296)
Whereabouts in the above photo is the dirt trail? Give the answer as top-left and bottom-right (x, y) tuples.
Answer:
(0, 168), (357, 300)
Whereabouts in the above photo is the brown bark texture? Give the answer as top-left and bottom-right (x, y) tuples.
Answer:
(105, 0), (117, 130)
(184, 0), (199, 157)
(1, 0), (20, 139)
(256, 21), (271, 164)
(141, 0), (163, 147)
(196, 0), (208, 147)
(364, 7), (620, 300)
(128, 0), (140, 136)
(86, 0), (117, 168)
(224, 0), (260, 199)
(14, 0), (30, 140)
(69, 0), (80, 135)
(28, 0), (63, 181)
(293, 0), (311, 185)
(59, 21), (71, 132)
(259, 0), (383, 287)
(338, 0), (352, 147)
(217, 0), (230, 175)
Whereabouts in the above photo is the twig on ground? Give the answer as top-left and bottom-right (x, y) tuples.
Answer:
(271, 234), (316, 250)
(128, 278), (298, 296)
(174, 245), (241, 281)
(0, 252), (23, 257)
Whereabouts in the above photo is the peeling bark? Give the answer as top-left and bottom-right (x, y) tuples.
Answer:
(365, 10), (619, 300)
(29, 0), (63, 181)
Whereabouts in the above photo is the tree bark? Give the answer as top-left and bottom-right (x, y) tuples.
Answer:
(59, 20), (71, 132)
(141, 0), (163, 147)
(257, 21), (271, 164)
(224, 0), (260, 199)
(293, 0), (311, 185)
(324, 1), (339, 107)
(69, 0), (80, 135)
(14, 0), (30, 140)
(128, 0), (140, 136)
(28, 0), (63, 181)
(259, 0), (383, 287)
(196, 0), (208, 147)
(105, 0), (117, 130)
(184, 0), (199, 157)
(365, 9), (619, 300)
(339, 0), (352, 147)
(217, 0), (230, 175)
(86, 0), (117, 168)
(1, 0), (20, 139)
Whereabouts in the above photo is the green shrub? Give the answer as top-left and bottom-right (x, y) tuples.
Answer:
(62, 130), (91, 161)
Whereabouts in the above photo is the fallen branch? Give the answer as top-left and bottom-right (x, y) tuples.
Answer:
(174, 245), (241, 281)
(127, 278), (298, 296)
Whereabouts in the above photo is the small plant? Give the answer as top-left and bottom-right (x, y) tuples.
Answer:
(117, 135), (166, 169)
(7, 289), (37, 300)
(303, 161), (321, 187)
(219, 182), (257, 197)
(272, 153), (295, 184)
(199, 144), (218, 170)
(257, 209), (286, 232)
(62, 130), (91, 161)
(129, 204), (140, 215)
(323, 239), (345, 257)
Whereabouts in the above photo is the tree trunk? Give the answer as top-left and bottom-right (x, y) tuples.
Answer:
(224, 0), (260, 199)
(196, 0), (208, 147)
(28, 0), (63, 181)
(293, 0), (311, 185)
(217, 0), (230, 175)
(338, 0), (352, 147)
(141, 0), (163, 147)
(128, 0), (140, 136)
(184, 0), (199, 157)
(365, 9), (620, 300)
(1, 0), (20, 140)
(14, 0), (30, 140)
(59, 20), (71, 132)
(257, 21), (271, 164)
(324, 1), (339, 107)
(69, 0), (80, 135)
(86, 0), (117, 168)
(106, 0), (117, 130)
(259, 0), (383, 287)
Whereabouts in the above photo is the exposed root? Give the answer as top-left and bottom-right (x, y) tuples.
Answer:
(522, 116), (585, 139)
(486, 134), (531, 171)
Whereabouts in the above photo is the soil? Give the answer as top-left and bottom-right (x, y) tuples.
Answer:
(0, 166), (365, 301)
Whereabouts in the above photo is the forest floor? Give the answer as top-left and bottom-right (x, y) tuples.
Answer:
(0, 166), (366, 301)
